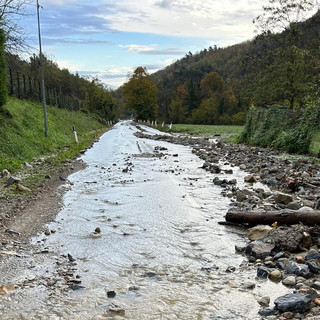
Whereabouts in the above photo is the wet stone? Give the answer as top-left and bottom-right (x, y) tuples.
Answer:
(107, 290), (116, 298)
(246, 240), (275, 260)
(258, 308), (275, 317)
(287, 262), (310, 278)
(258, 296), (270, 307)
(257, 266), (270, 278)
(282, 276), (296, 287)
(274, 293), (312, 314)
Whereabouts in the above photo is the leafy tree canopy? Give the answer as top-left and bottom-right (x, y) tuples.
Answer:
(122, 67), (158, 121)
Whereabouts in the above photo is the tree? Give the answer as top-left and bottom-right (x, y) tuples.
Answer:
(169, 85), (188, 123)
(252, 0), (317, 108)
(0, 27), (7, 110)
(200, 71), (224, 98)
(0, 0), (32, 52)
(253, 0), (316, 35)
(122, 67), (158, 121)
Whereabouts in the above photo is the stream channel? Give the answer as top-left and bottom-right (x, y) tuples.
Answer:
(1, 121), (291, 319)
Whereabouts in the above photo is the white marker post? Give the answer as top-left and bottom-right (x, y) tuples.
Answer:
(73, 125), (78, 143)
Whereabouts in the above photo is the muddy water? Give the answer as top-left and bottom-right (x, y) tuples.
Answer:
(1, 121), (290, 319)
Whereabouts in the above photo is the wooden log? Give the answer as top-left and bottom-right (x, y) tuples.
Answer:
(225, 209), (320, 226)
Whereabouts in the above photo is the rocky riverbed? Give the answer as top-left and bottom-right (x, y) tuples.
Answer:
(136, 129), (320, 320)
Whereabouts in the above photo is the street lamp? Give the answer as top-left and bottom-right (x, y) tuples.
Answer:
(36, 0), (48, 137)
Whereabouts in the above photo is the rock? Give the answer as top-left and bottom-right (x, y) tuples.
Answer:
(305, 249), (320, 261)
(282, 276), (296, 286)
(295, 256), (305, 264)
(107, 290), (116, 298)
(258, 308), (275, 316)
(246, 240), (275, 259)
(306, 260), (320, 274)
(108, 305), (125, 316)
(16, 184), (31, 192)
(287, 262), (310, 278)
(6, 176), (20, 186)
(257, 266), (270, 278)
(281, 311), (295, 319)
(68, 253), (76, 262)
(274, 293), (312, 313)
(235, 245), (246, 253)
(314, 298), (320, 306)
(94, 227), (101, 234)
(275, 192), (293, 205)
(258, 296), (270, 307)
(239, 164), (247, 170)
(311, 281), (320, 290)
(269, 269), (282, 281)
(1, 169), (10, 178)
(287, 202), (300, 210)
(236, 191), (247, 202)
(24, 162), (33, 169)
(225, 266), (236, 273)
(244, 175), (256, 183)
(263, 225), (308, 252)
(0, 285), (15, 295)
(44, 229), (51, 236)
(247, 225), (272, 241)
(202, 162), (210, 168)
(244, 282), (256, 289)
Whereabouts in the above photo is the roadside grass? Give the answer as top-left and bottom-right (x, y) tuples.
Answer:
(310, 129), (320, 156)
(0, 97), (107, 173)
(169, 124), (244, 143)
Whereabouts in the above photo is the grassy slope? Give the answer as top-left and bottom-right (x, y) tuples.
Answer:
(0, 97), (107, 172)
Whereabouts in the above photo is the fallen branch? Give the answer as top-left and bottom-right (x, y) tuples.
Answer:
(225, 209), (320, 226)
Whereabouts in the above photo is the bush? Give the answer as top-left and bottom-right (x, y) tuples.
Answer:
(240, 104), (320, 154)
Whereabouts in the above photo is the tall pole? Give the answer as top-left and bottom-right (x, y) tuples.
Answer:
(37, 0), (48, 137)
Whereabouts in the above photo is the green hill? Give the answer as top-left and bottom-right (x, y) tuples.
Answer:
(151, 10), (320, 124)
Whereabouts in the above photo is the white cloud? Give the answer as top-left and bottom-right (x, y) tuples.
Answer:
(98, 0), (263, 41)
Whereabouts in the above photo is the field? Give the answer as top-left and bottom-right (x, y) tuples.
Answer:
(170, 124), (244, 143)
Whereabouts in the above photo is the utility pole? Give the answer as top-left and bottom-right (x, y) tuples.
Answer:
(37, 0), (48, 137)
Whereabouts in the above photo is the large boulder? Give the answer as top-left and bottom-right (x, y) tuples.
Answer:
(263, 225), (310, 252)
(274, 293), (312, 313)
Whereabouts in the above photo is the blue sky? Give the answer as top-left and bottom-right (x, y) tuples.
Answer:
(21, 1), (269, 88)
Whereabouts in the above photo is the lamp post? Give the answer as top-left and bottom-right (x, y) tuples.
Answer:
(36, 0), (48, 137)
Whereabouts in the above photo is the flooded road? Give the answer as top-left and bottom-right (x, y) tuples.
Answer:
(1, 121), (290, 319)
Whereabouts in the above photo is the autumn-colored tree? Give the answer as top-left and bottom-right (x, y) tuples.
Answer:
(169, 85), (188, 123)
(122, 67), (158, 121)
(200, 71), (224, 98)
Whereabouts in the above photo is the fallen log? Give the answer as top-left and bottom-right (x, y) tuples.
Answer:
(225, 209), (320, 226)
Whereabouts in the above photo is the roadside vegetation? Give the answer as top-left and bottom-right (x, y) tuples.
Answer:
(0, 97), (107, 173)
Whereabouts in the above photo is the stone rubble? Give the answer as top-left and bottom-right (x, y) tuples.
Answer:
(136, 130), (320, 319)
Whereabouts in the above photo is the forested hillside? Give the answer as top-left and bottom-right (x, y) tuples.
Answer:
(151, 9), (320, 125)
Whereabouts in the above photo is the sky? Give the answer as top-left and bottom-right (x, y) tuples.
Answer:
(21, 0), (269, 88)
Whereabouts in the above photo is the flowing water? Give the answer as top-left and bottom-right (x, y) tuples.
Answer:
(0, 121), (290, 320)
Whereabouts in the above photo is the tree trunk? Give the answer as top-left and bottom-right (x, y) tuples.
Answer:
(225, 209), (320, 226)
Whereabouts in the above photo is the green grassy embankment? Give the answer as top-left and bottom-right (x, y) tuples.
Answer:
(170, 124), (244, 143)
(0, 97), (107, 174)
